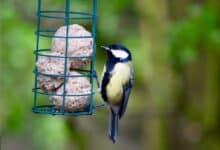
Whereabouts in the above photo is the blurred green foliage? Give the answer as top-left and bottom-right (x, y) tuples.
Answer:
(169, 5), (220, 70)
(1, 1), (34, 134)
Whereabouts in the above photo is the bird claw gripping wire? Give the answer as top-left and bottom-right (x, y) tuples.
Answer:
(94, 70), (101, 92)
(93, 102), (107, 108)
(92, 70), (107, 109)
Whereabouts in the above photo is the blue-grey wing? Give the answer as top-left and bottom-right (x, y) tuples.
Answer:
(119, 67), (134, 119)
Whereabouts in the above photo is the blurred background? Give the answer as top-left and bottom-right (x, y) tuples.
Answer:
(1, 0), (220, 150)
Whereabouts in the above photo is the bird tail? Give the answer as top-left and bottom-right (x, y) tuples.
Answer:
(108, 109), (119, 143)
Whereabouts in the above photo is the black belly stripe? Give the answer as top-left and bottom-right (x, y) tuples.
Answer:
(101, 56), (117, 102)
(101, 72), (110, 102)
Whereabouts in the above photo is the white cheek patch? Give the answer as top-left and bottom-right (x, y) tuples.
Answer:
(111, 50), (128, 59)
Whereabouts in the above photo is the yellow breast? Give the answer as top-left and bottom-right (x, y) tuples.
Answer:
(106, 62), (131, 105)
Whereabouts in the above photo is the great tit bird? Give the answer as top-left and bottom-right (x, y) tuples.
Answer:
(100, 44), (134, 143)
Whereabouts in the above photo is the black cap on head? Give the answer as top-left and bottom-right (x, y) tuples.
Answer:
(101, 44), (132, 61)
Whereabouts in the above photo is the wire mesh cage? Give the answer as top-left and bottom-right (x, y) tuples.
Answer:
(32, 0), (97, 116)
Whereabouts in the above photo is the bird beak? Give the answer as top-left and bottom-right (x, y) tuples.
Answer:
(101, 46), (110, 51)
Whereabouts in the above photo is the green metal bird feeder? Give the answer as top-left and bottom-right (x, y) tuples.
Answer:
(32, 0), (99, 116)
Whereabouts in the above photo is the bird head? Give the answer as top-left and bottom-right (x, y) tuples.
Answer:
(101, 44), (132, 62)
